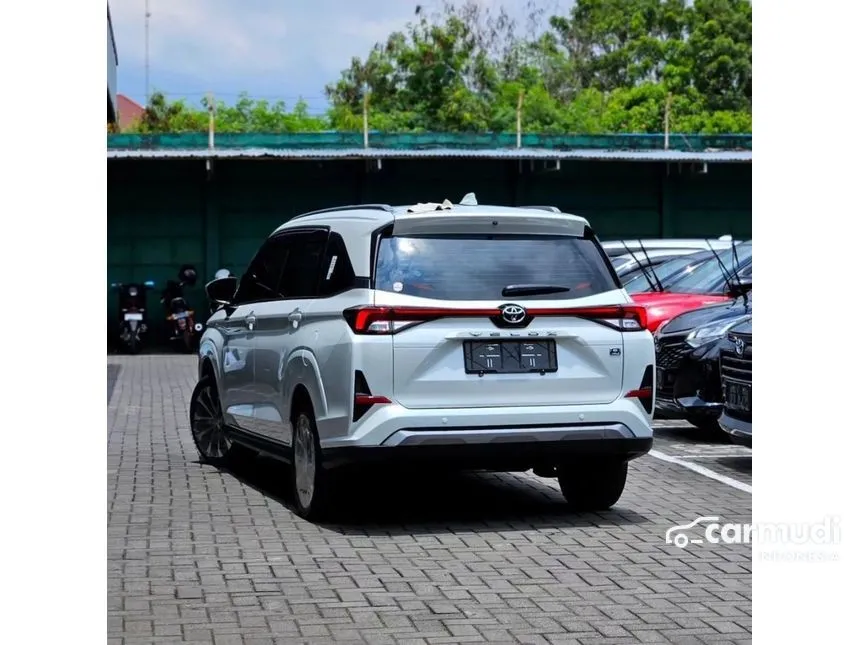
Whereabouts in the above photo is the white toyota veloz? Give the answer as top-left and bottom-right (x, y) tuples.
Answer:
(190, 196), (655, 520)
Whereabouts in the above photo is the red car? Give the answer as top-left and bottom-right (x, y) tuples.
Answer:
(628, 243), (752, 333)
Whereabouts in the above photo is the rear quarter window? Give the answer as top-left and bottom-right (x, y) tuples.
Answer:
(374, 234), (618, 300)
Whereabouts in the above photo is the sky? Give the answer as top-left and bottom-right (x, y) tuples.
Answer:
(110, 0), (573, 114)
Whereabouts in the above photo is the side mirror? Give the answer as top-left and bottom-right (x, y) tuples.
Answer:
(205, 276), (238, 307)
(726, 276), (752, 298)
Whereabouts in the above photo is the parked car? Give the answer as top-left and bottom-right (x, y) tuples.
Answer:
(718, 318), (752, 447)
(653, 293), (752, 429)
(622, 250), (714, 293)
(631, 242), (752, 332)
(601, 237), (737, 258)
(191, 199), (655, 520)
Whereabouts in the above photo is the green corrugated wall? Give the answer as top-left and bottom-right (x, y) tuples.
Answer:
(107, 158), (751, 335)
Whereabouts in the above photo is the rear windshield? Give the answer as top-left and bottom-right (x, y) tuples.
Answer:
(623, 254), (708, 293)
(667, 244), (753, 294)
(374, 234), (618, 300)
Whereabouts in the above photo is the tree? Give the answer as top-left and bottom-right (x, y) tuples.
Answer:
(126, 92), (327, 133)
(117, 1), (752, 135)
(324, 0), (751, 134)
(686, 0), (752, 111)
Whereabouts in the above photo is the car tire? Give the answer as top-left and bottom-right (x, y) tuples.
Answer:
(557, 461), (628, 511)
(189, 376), (240, 466)
(290, 405), (334, 522)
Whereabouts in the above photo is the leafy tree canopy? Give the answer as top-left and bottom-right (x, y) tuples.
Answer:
(125, 0), (751, 135)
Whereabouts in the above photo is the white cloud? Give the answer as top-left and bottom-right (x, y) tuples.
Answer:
(110, 0), (574, 102)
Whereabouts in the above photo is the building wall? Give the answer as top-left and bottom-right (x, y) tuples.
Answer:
(107, 158), (751, 332)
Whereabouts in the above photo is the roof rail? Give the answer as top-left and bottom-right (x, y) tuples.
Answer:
(291, 203), (394, 221)
(519, 205), (561, 213)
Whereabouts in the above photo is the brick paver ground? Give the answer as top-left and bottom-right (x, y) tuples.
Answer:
(108, 356), (752, 644)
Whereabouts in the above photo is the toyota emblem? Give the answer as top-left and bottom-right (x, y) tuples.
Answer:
(500, 304), (527, 324)
(734, 337), (745, 356)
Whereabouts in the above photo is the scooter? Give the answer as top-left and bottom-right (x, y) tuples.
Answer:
(111, 280), (155, 354)
(161, 265), (203, 353)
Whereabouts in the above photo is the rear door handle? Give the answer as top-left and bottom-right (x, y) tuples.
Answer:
(287, 311), (303, 324)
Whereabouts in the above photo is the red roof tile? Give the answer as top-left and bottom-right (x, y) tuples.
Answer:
(117, 94), (145, 130)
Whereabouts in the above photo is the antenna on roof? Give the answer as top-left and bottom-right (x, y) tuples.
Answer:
(459, 192), (478, 206)
(144, 0), (151, 103)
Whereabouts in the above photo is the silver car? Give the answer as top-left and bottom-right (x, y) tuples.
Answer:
(190, 199), (656, 520)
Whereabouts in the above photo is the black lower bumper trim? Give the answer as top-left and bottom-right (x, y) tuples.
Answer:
(321, 437), (653, 471)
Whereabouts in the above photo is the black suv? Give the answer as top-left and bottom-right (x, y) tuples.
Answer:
(654, 293), (752, 430)
(718, 318), (752, 447)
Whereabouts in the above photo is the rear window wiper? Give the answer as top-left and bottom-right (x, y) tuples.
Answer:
(501, 284), (571, 297)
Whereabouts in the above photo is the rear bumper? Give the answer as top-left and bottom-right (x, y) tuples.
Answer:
(322, 436), (653, 470)
(719, 411), (752, 447)
(321, 399), (654, 449)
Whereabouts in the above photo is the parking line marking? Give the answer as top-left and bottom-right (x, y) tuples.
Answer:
(648, 449), (752, 493)
(672, 453), (751, 460)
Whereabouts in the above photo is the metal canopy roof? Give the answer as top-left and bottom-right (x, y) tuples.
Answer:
(107, 133), (751, 163)
(106, 147), (750, 163)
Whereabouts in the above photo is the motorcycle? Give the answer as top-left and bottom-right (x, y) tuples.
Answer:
(161, 265), (203, 353)
(111, 280), (155, 354)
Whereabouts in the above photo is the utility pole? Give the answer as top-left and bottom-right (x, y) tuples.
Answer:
(145, 0), (151, 103)
(664, 92), (672, 150)
(206, 92), (215, 177)
(362, 84), (370, 149)
(207, 92), (215, 150)
(516, 90), (524, 148)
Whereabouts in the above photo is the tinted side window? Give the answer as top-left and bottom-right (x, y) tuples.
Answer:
(233, 236), (291, 304)
(319, 233), (357, 297)
(278, 231), (328, 299)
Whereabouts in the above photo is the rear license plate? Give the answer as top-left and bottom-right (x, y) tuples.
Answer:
(173, 311), (188, 319)
(463, 340), (557, 374)
(725, 381), (752, 413)
(124, 312), (143, 321)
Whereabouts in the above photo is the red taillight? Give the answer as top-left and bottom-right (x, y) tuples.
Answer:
(529, 305), (648, 331)
(344, 306), (498, 334)
(342, 304), (647, 334)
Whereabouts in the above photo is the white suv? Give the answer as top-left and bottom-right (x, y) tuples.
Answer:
(190, 198), (655, 520)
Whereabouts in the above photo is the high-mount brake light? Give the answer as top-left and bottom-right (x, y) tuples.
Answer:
(342, 304), (647, 334)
